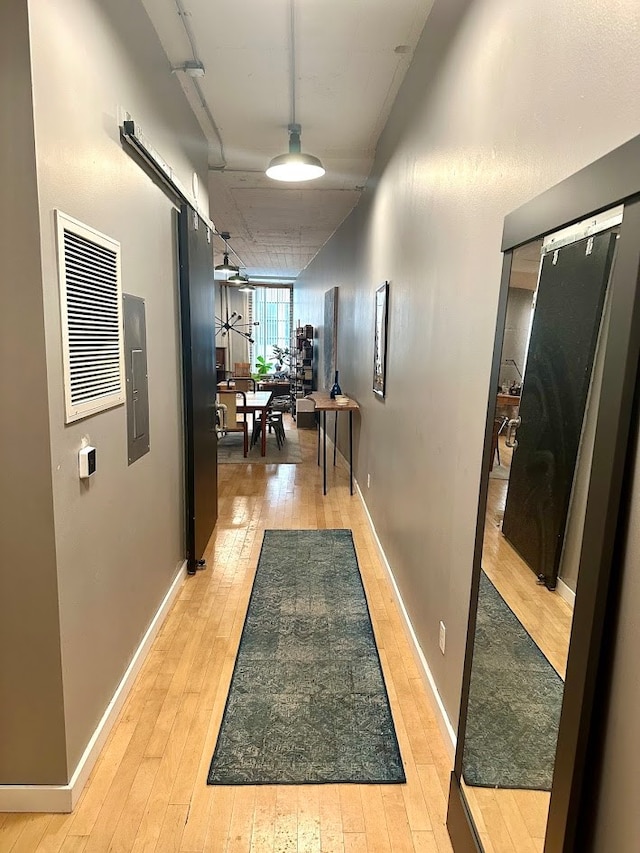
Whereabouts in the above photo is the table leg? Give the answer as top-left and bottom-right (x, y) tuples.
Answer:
(261, 408), (267, 456)
(317, 412), (320, 466)
(323, 411), (327, 495)
(334, 411), (338, 466)
(349, 410), (353, 495)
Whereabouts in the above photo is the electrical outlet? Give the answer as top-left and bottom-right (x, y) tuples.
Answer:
(367, 473), (371, 488)
(439, 621), (446, 655)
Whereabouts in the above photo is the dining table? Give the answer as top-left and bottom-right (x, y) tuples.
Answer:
(235, 390), (273, 457)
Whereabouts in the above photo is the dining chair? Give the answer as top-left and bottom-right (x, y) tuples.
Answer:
(233, 362), (250, 377)
(217, 390), (248, 457)
(223, 377), (256, 392)
(251, 409), (286, 450)
(268, 411), (286, 449)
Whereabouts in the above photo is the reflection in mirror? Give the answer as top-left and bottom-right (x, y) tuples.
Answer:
(460, 208), (622, 852)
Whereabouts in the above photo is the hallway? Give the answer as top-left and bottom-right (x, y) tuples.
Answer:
(0, 424), (454, 853)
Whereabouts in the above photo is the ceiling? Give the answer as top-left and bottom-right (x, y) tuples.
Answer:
(141, 0), (435, 280)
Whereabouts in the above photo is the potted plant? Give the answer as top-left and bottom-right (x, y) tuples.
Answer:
(254, 355), (273, 378)
(271, 346), (290, 367)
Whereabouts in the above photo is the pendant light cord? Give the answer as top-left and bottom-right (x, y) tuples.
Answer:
(289, 0), (296, 127)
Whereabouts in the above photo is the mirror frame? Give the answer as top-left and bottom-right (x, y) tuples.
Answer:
(447, 134), (640, 853)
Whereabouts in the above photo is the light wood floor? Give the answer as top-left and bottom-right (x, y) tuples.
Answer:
(0, 418), (455, 853)
(462, 437), (575, 853)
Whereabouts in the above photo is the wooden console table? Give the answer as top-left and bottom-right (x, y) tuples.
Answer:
(306, 392), (359, 495)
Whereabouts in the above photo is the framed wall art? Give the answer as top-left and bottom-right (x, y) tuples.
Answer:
(323, 286), (338, 390)
(373, 281), (389, 397)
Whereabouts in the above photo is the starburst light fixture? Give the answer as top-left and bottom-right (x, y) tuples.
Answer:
(215, 311), (259, 345)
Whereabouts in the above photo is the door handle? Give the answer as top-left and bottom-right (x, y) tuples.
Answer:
(505, 416), (521, 448)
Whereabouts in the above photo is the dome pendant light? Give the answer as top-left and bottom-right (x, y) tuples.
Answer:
(227, 270), (256, 292)
(266, 0), (325, 183)
(214, 232), (239, 275)
(266, 123), (325, 182)
(215, 251), (239, 275)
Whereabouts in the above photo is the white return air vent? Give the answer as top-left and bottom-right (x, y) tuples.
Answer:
(56, 211), (125, 423)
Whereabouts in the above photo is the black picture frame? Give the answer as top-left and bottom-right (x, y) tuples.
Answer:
(373, 281), (389, 397)
(446, 133), (640, 853)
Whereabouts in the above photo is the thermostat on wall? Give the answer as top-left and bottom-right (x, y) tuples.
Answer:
(78, 446), (97, 479)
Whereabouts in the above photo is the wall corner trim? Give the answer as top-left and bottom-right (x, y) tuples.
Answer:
(0, 560), (188, 813)
(353, 476), (457, 762)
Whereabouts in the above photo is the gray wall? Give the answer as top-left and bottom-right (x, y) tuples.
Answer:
(28, 0), (209, 776)
(0, 0), (67, 785)
(500, 288), (533, 390)
(0, 0), (208, 784)
(294, 0), (640, 793)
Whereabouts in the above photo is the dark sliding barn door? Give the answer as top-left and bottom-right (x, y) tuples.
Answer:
(502, 231), (617, 589)
(178, 205), (218, 574)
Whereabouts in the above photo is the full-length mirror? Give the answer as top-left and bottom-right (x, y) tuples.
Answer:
(447, 136), (640, 853)
(457, 208), (622, 852)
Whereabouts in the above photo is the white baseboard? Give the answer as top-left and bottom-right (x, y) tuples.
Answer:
(0, 561), (187, 813)
(351, 475), (457, 763)
(556, 577), (576, 609)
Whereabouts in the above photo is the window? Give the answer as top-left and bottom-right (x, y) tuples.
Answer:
(250, 287), (292, 369)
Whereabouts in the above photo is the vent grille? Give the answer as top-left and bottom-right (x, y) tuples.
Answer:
(56, 212), (125, 423)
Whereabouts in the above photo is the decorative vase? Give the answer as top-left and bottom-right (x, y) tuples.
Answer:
(330, 370), (342, 399)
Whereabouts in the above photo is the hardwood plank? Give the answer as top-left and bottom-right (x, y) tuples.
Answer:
(339, 786), (365, 834)
(169, 702), (216, 807)
(399, 759), (432, 833)
(58, 838), (89, 853)
(0, 815), (38, 851)
(343, 833), (368, 853)
(155, 803), (188, 852)
(201, 788), (234, 853)
(319, 785), (344, 853)
(34, 813), (78, 853)
(107, 757), (160, 853)
(411, 832), (438, 853)
(297, 785), (321, 853)
(471, 789), (517, 853)
(381, 786), (414, 853)
(510, 789), (549, 841)
(272, 786), (297, 853)
(361, 786), (391, 853)
(65, 718), (138, 837)
(82, 691), (168, 853)
(130, 693), (200, 853)
(249, 786), (276, 853)
(6, 814), (52, 853)
(415, 766), (452, 853)
(224, 787), (257, 853)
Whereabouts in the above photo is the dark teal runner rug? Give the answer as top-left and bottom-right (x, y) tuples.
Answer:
(208, 529), (405, 785)
(462, 572), (564, 791)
